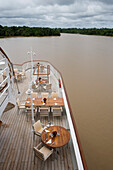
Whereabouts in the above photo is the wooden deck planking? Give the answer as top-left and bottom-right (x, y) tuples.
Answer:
(0, 69), (76, 170)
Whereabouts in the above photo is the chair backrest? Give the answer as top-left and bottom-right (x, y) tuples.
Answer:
(26, 107), (35, 112)
(39, 107), (50, 113)
(16, 98), (20, 107)
(34, 147), (44, 160)
(40, 65), (44, 71)
(22, 69), (25, 75)
(33, 120), (42, 132)
(17, 74), (22, 80)
(41, 92), (49, 99)
(3, 71), (6, 77)
(46, 84), (51, 90)
(14, 68), (18, 73)
(33, 142), (53, 161)
(32, 84), (36, 89)
(51, 92), (58, 98)
(51, 107), (62, 116)
(32, 92), (38, 98)
(0, 74), (3, 83)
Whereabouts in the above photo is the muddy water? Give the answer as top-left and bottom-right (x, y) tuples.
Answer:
(0, 34), (113, 170)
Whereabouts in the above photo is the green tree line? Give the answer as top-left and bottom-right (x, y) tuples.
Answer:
(0, 25), (60, 37)
(0, 25), (113, 37)
(59, 28), (113, 36)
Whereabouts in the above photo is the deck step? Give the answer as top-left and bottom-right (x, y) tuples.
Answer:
(3, 102), (15, 112)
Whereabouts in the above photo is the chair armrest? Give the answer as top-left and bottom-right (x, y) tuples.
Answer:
(36, 142), (43, 149)
(44, 123), (54, 129)
(41, 123), (45, 127)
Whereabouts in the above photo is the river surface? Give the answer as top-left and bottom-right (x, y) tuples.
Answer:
(0, 34), (113, 170)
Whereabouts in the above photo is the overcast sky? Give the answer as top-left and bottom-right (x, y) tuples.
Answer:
(0, 0), (113, 28)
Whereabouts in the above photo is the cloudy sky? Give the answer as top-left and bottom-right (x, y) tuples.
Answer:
(0, 0), (113, 28)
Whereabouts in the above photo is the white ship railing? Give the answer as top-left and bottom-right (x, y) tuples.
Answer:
(0, 49), (16, 118)
(50, 62), (84, 170)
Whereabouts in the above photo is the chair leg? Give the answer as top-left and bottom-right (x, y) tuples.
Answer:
(48, 115), (49, 122)
(17, 107), (20, 114)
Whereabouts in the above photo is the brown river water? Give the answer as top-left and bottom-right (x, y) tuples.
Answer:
(0, 34), (113, 170)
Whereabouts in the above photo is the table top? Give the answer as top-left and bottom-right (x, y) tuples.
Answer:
(25, 98), (64, 107)
(41, 126), (70, 148)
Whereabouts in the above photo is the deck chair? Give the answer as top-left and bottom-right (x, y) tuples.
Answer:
(21, 69), (26, 79)
(32, 92), (38, 98)
(43, 84), (52, 92)
(51, 107), (63, 119)
(51, 92), (58, 98)
(41, 92), (49, 99)
(3, 71), (6, 79)
(40, 65), (44, 72)
(33, 142), (53, 167)
(16, 74), (22, 82)
(33, 120), (44, 140)
(25, 107), (36, 121)
(14, 68), (18, 73)
(38, 107), (50, 121)
(16, 98), (25, 113)
(32, 84), (36, 89)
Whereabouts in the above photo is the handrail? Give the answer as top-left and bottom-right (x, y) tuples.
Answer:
(0, 83), (9, 98)
(0, 47), (20, 94)
(13, 59), (87, 169)
(0, 47), (14, 75)
(0, 82), (8, 93)
(0, 58), (6, 62)
(0, 76), (9, 87)
(0, 67), (8, 75)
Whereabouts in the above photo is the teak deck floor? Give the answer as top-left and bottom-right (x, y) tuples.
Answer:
(0, 70), (77, 170)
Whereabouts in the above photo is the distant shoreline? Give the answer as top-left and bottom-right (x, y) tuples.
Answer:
(60, 28), (113, 37)
(0, 26), (60, 38)
(0, 25), (113, 38)
(0, 33), (113, 39)
(0, 35), (60, 39)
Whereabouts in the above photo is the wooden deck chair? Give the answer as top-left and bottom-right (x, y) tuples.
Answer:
(21, 69), (26, 78)
(33, 120), (44, 140)
(41, 92), (49, 99)
(51, 107), (63, 119)
(32, 92), (38, 98)
(33, 142), (53, 167)
(25, 107), (36, 121)
(51, 92), (58, 98)
(40, 65), (44, 72)
(14, 68), (18, 74)
(43, 84), (52, 92)
(16, 98), (25, 113)
(38, 107), (50, 121)
(16, 74), (22, 82)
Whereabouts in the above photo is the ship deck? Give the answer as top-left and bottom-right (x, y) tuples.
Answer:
(0, 69), (78, 170)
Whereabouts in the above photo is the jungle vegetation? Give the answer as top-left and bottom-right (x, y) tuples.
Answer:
(60, 28), (113, 36)
(0, 25), (113, 37)
(0, 25), (60, 37)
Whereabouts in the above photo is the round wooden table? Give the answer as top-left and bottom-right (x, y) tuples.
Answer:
(41, 126), (70, 148)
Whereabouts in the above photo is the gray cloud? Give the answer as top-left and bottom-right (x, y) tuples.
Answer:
(33, 0), (75, 5)
(95, 0), (113, 5)
(0, 0), (113, 28)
